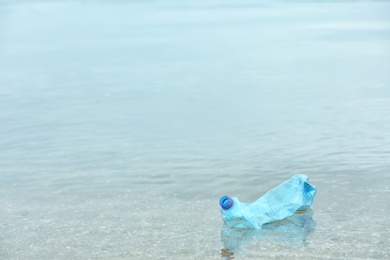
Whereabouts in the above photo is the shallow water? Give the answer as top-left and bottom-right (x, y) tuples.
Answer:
(0, 0), (390, 259)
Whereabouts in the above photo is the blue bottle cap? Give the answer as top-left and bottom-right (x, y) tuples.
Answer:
(219, 196), (234, 210)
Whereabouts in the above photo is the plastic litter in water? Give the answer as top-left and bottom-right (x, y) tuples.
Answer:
(219, 174), (317, 229)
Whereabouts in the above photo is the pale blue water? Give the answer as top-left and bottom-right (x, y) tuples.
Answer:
(0, 0), (390, 259)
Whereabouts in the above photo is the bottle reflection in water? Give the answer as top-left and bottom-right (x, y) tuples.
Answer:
(221, 209), (316, 255)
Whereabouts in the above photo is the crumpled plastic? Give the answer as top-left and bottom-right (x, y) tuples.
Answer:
(220, 174), (317, 229)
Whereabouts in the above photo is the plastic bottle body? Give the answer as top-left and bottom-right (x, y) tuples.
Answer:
(220, 174), (317, 229)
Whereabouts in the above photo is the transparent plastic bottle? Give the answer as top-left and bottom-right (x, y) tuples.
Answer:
(219, 174), (317, 229)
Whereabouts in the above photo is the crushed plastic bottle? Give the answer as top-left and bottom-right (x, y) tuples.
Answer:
(219, 174), (317, 229)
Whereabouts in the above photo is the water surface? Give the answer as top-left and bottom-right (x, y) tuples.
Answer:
(1, 0), (390, 258)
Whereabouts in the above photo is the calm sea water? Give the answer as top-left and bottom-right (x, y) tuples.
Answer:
(1, 0), (390, 259)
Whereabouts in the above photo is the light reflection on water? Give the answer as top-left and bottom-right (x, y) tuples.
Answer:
(0, 0), (390, 259)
